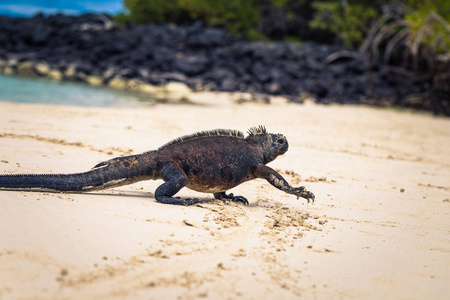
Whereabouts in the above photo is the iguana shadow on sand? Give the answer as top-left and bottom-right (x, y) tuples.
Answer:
(0, 126), (314, 205)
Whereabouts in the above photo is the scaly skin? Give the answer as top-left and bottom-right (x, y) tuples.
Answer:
(0, 126), (315, 205)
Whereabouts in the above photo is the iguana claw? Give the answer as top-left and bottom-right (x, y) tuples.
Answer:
(306, 191), (315, 203)
(292, 186), (315, 203)
(214, 192), (249, 205)
(231, 195), (249, 205)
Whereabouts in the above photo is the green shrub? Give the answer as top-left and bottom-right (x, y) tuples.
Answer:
(309, 1), (382, 48)
(115, 0), (450, 48)
(115, 0), (262, 39)
(120, 0), (190, 23)
(181, 0), (263, 39)
(361, 2), (449, 114)
(405, 7), (450, 55)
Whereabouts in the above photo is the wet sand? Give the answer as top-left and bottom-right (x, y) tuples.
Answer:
(0, 95), (449, 299)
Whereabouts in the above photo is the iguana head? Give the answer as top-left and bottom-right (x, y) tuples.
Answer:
(246, 126), (289, 163)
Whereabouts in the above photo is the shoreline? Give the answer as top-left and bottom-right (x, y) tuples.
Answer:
(1, 100), (449, 299)
(0, 71), (294, 106)
(0, 72), (440, 116)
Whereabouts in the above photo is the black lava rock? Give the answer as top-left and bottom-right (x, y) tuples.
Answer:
(0, 13), (434, 112)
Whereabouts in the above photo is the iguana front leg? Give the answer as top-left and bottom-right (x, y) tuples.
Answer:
(213, 192), (249, 205)
(253, 165), (315, 203)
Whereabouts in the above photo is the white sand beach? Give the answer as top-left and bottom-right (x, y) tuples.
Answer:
(0, 95), (449, 299)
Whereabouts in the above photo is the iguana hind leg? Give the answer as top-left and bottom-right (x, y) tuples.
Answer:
(155, 165), (200, 206)
(214, 192), (249, 205)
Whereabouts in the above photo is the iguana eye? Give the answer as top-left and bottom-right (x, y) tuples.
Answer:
(277, 138), (285, 144)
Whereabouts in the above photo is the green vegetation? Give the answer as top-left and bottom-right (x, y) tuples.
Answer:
(405, 4), (450, 55)
(182, 0), (263, 39)
(116, 1), (449, 48)
(115, 0), (263, 39)
(361, 1), (449, 114)
(310, 1), (449, 49)
(115, 0), (449, 112)
(309, 1), (379, 47)
(115, 0), (188, 24)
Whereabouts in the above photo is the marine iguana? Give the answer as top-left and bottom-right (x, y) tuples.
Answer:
(0, 126), (315, 205)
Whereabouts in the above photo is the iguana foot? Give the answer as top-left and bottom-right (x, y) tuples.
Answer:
(213, 192), (249, 205)
(291, 186), (315, 203)
(156, 196), (200, 206)
(174, 197), (200, 206)
(182, 197), (201, 206)
(229, 194), (250, 205)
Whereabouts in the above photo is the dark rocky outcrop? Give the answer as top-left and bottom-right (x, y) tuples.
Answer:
(0, 13), (439, 111)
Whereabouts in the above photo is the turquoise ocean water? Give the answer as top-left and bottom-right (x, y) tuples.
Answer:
(0, 74), (155, 107)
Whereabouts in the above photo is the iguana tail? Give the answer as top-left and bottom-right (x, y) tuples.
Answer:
(0, 155), (155, 192)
